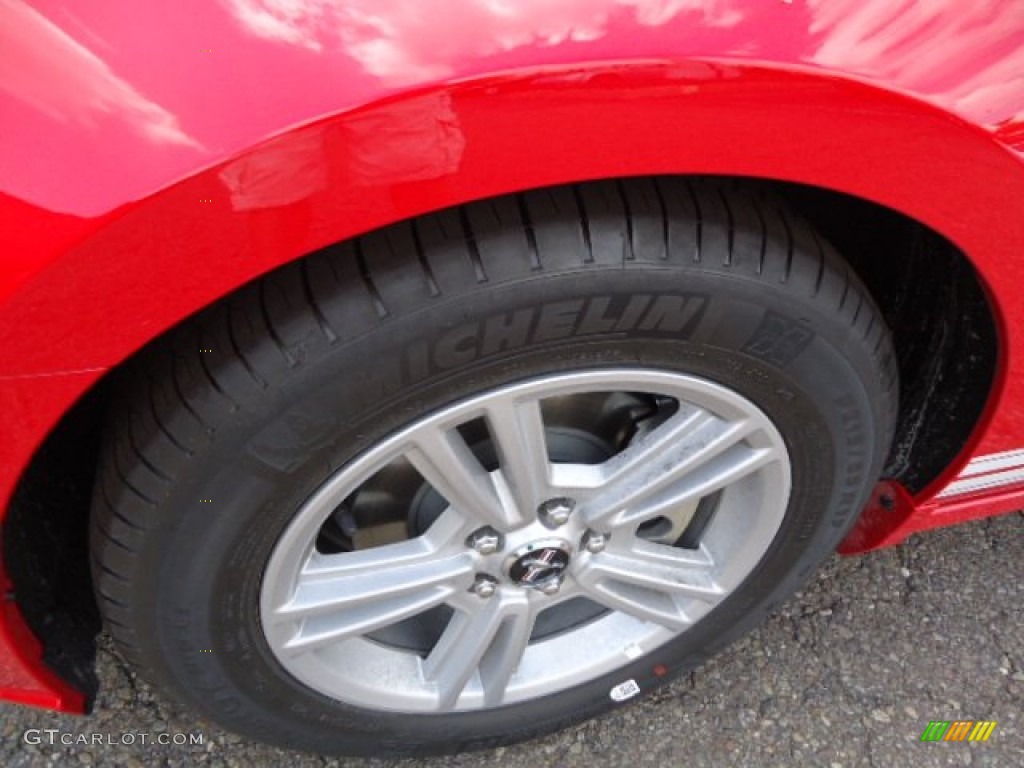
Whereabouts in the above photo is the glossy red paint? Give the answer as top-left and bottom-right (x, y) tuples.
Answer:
(0, 568), (85, 712)
(1, 0), (1022, 711)
(840, 480), (1024, 555)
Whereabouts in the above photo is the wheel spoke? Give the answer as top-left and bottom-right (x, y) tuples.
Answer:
(269, 534), (474, 655)
(422, 592), (534, 710)
(619, 443), (774, 527)
(583, 409), (770, 530)
(405, 426), (523, 529)
(484, 398), (550, 516)
(599, 403), (713, 485)
(574, 539), (724, 630)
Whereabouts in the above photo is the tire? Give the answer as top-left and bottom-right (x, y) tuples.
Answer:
(90, 178), (897, 756)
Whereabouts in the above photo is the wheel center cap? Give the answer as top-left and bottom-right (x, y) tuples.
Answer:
(506, 539), (573, 589)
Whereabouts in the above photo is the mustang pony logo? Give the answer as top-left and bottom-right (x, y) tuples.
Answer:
(509, 546), (572, 588)
(518, 549), (570, 585)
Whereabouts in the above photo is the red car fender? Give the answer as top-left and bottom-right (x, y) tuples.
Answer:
(1, 0), (1022, 713)
(3, 61), (1023, 493)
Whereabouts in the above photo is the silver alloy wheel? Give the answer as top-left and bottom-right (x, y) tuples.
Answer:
(260, 369), (791, 713)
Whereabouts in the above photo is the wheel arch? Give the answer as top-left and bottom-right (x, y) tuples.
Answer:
(2, 59), (1019, 379)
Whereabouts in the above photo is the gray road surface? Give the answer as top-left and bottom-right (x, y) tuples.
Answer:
(2, 513), (1021, 767)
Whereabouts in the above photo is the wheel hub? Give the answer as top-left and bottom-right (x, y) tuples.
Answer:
(505, 539), (573, 590)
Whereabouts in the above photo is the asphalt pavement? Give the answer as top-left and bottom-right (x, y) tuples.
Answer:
(1, 512), (1021, 767)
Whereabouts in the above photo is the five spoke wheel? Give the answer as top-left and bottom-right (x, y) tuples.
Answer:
(261, 369), (791, 713)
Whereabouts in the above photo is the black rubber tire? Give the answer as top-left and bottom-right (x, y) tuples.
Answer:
(90, 178), (897, 756)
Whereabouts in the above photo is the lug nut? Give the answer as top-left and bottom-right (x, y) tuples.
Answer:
(467, 526), (503, 555)
(538, 497), (576, 529)
(582, 530), (607, 553)
(470, 575), (498, 599)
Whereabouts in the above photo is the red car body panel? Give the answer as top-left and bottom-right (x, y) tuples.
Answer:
(1, 0), (1022, 712)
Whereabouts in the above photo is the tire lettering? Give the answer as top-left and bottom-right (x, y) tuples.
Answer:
(613, 295), (653, 331)
(637, 295), (707, 333)
(403, 294), (707, 383)
(577, 297), (620, 335)
(434, 323), (479, 369)
(481, 309), (533, 356)
(533, 299), (585, 342)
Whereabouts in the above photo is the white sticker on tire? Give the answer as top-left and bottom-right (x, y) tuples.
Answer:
(609, 679), (641, 702)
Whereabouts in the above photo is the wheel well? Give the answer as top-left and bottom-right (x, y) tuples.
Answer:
(1, 175), (998, 695)
(778, 182), (998, 493)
